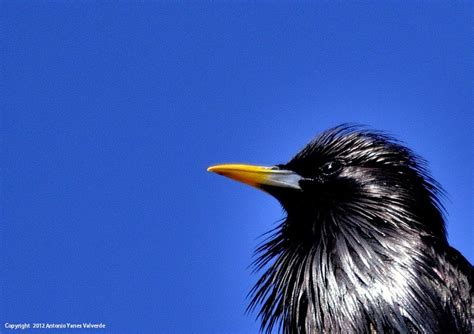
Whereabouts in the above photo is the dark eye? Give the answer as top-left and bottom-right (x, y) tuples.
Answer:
(320, 161), (342, 176)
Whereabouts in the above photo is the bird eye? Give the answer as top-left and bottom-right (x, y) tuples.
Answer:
(320, 161), (342, 176)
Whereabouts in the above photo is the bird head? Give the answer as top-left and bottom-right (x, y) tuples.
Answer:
(208, 125), (445, 244)
(207, 125), (450, 333)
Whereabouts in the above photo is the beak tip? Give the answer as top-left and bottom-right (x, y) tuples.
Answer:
(207, 166), (216, 173)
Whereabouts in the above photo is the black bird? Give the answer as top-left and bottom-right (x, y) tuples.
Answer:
(207, 125), (472, 334)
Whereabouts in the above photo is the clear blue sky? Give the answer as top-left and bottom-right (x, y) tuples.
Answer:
(2, 2), (472, 333)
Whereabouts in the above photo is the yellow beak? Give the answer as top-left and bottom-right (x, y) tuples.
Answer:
(207, 163), (302, 191)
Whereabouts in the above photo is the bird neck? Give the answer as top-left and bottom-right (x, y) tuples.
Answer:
(252, 213), (451, 333)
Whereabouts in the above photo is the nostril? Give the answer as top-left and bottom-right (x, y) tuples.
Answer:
(298, 178), (321, 190)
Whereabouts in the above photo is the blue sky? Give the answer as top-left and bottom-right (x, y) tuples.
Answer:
(2, 2), (472, 333)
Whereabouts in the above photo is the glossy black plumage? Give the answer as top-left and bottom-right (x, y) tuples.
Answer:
(215, 125), (473, 333)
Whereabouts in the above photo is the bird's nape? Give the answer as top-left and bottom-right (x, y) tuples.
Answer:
(208, 125), (473, 333)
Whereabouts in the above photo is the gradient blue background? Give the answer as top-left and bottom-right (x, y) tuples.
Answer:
(2, 2), (472, 333)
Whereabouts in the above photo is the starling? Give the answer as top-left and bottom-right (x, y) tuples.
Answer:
(208, 125), (473, 333)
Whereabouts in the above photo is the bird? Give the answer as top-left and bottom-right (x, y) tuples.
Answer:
(207, 125), (473, 334)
